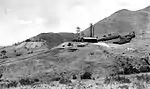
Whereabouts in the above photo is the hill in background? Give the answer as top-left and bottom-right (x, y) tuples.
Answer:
(83, 6), (150, 39)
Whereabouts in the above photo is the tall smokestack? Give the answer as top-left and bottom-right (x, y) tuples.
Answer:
(93, 25), (94, 37)
(90, 23), (93, 37)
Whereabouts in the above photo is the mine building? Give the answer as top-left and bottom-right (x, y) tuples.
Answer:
(81, 37), (98, 43)
(72, 23), (99, 43)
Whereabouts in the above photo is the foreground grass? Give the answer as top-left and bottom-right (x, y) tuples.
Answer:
(3, 74), (150, 89)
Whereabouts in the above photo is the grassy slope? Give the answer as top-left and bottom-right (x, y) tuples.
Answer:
(83, 7), (150, 38)
(1, 40), (150, 89)
(31, 32), (76, 49)
(1, 38), (150, 79)
(1, 6), (150, 89)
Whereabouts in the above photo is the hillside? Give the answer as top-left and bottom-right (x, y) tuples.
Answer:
(0, 32), (76, 59)
(1, 6), (150, 89)
(83, 6), (150, 39)
(27, 32), (76, 49)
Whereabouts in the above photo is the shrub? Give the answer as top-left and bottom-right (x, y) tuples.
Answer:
(72, 75), (77, 79)
(104, 76), (111, 84)
(2, 56), (8, 59)
(16, 53), (22, 56)
(104, 75), (131, 84)
(134, 82), (145, 89)
(19, 78), (34, 86)
(113, 76), (131, 83)
(108, 34), (111, 36)
(14, 50), (16, 52)
(1, 50), (6, 54)
(27, 51), (33, 54)
(118, 85), (129, 89)
(59, 78), (71, 84)
(1, 81), (18, 88)
(50, 77), (61, 81)
(103, 35), (106, 37)
(6, 81), (18, 88)
(136, 74), (150, 83)
(89, 52), (94, 55)
(67, 43), (73, 46)
(80, 72), (92, 79)
(34, 78), (39, 82)
(25, 39), (31, 42)
(0, 74), (3, 78)
(139, 66), (150, 73)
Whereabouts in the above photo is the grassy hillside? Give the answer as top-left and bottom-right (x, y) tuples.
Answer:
(30, 32), (76, 49)
(83, 6), (150, 38)
(1, 6), (150, 89)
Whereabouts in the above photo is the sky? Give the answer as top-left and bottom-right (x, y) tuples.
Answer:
(0, 0), (150, 46)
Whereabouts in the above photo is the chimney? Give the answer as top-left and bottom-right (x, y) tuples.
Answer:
(93, 25), (94, 37)
(90, 23), (93, 37)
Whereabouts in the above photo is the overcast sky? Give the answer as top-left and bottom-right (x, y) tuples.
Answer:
(0, 0), (150, 46)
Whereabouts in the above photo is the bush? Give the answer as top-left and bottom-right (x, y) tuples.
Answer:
(34, 78), (39, 82)
(72, 75), (77, 79)
(136, 74), (150, 83)
(16, 53), (22, 56)
(0, 74), (3, 78)
(108, 34), (111, 36)
(25, 39), (31, 42)
(59, 78), (71, 84)
(2, 56), (8, 59)
(14, 50), (16, 52)
(6, 81), (18, 88)
(80, 72), (92, 79)
(1, 81), (18, 88)
(50, 77), (61, 81)
(118, 85), (129, 89)
(89, 52), (94, 55)
(139, 66), (150, 73)
(19, 78), (34, 86)
(113, 76), (131, 83)
(104, 76), (111, 84)
(103, 35), (106, 37)
(27, 51), (33, 54)
(104, 75), (131, 84)
(1, 50), (6, 54)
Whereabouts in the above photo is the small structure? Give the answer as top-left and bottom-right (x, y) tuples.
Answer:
(81, 37), (98, 43)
